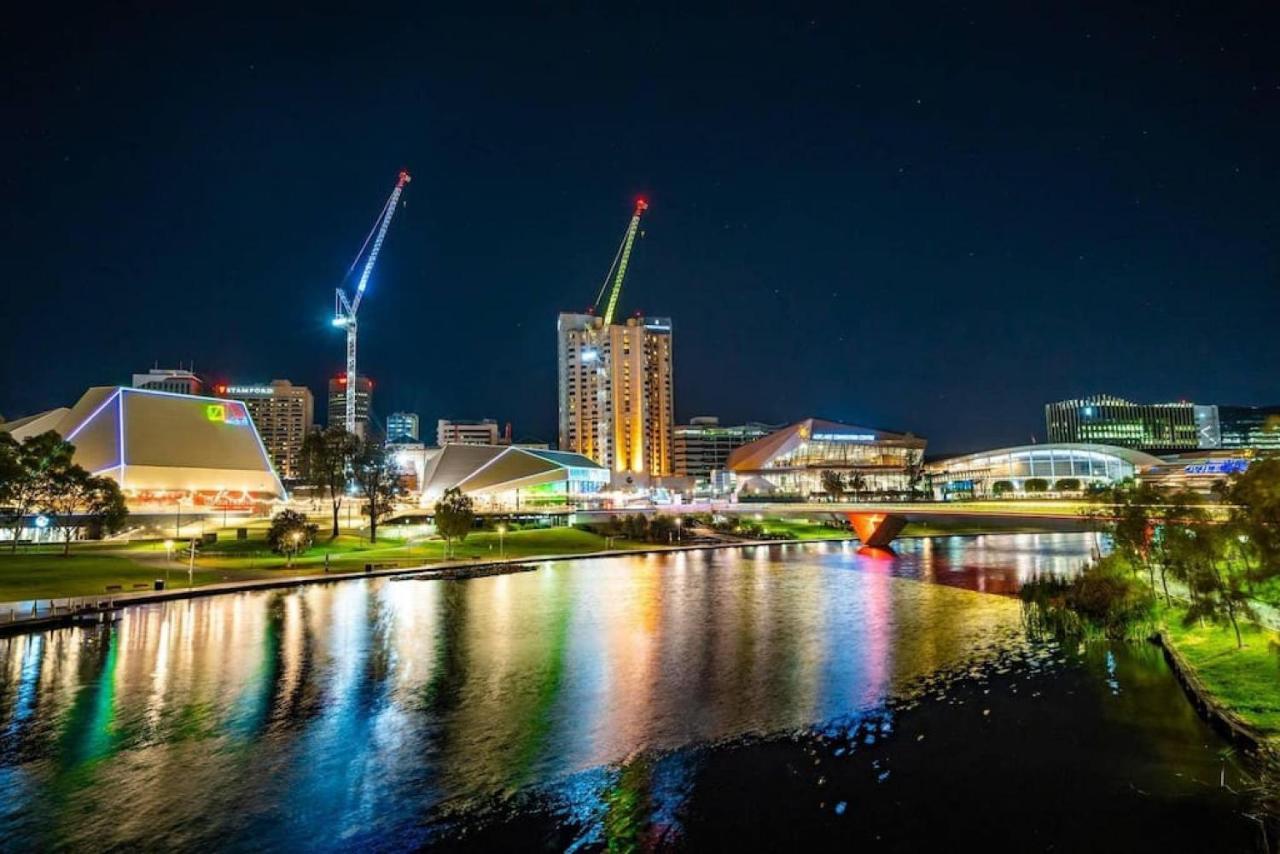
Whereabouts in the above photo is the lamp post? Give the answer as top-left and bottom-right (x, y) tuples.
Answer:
(187, 539), (196, 589)
(675, 516), (683, 544)
(497, 524), (506, 560)
(289, 531), (301, 568)
(164, 539), (173, 586)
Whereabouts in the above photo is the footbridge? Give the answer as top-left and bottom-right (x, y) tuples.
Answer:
(579, 501), (1105, 549)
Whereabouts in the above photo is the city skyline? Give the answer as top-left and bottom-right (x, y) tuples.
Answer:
(4, 5), (1279, 454)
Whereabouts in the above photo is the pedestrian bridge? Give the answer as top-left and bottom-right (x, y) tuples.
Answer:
(582, 501), (1102, 550)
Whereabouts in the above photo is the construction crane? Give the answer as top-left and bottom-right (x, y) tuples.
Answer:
(593, 198), (648, 325)
(332, 170), (411, 434)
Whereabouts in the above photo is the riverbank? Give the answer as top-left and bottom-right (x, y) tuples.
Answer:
(0, 515), (1080, 604)
(1156, 607), (1280, 755)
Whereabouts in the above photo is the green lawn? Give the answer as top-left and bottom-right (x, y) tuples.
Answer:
(0, 527), (643, 602)
(1161, 606), (1280, 738)
(753, 518), (854, 540)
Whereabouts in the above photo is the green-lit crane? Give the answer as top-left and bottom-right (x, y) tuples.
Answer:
(593, 198), (648, 324)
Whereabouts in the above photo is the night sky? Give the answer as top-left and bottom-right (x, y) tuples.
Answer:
(4, 3), (1278, 455)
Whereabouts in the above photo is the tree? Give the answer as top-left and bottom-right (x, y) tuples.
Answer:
(848, 472), (868, 502)
(267, 509), (318, 567)
(991, 480), (1014, 497)
(903, 450), (927, 502)
(4, 431), (75, 551)
(819, 470), (845, 502)
(302, 426), (359, 538)
(434, 487), (475, 557)
(1024, 478), (1050, 493)
(352, 439), (400, 544)
(40, 464), (128, 555)
(1054, 478), (1082, 493)
(1181, 523), (1254, 649)
(1223, 459), (1280, 580)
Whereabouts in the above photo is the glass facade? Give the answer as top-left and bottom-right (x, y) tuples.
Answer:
(927, 444), (1158, 498)
(1045, 395), (1200, 451)
(728, 419), (927, 498)
(1217, 405), (1280, 451)
(673, 417), (778, 481)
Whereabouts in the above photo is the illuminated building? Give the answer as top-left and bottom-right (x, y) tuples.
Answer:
(215, 381), (314, 480)
(673, 416), (779, 483)
(1044, 395), (1208, 451)
(927, 443), (1160, 498)
(437, 418), (508, 446)
(1138, 451), (1255, 494)
(132, 367), (202, 395)
(557, 313), (674, 476)
(387, 411), (420, 443)
(1217, 405), (1280, 451)
(1, 386), (286, 508)
(726, 418), (925, 498)
(326, 374), (372, 438)
(419, 444), (608, 509)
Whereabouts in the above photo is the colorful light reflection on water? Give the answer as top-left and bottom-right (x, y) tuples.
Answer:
(0, 534), (1260, 850)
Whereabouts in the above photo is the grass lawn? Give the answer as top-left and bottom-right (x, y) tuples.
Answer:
(900, 518), (1072, 537)
(0, 527), (644, 602)
(753, 518), (854, 540)
(1161, 606), (1280, 738)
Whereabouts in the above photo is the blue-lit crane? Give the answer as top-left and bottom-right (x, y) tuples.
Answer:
(332, 170), (411, 433)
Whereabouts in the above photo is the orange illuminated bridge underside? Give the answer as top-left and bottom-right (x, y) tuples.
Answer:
(845, 512), (909, 548)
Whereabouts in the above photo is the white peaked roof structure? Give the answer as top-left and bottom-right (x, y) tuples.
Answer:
(3, 387), (286, 500)
(419, 444), (608, 502)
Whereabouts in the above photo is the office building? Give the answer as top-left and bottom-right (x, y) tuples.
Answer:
(387, 411), (420, 443)
(132, 367), (202, 396)
(327, 374), (373, 438)
(215, 381), (314, 480)
(1045, 395), (1203, 451)
(927, 443), (1160, 499)
(673, 417), (779, 481)
(727, 418), (925, 498)
(1217, 405), (1280, 451)
(558, 313), (675, 476)
(437, 418), (509, 446)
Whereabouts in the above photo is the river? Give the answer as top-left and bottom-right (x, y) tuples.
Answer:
(0, 534), (1266, 851)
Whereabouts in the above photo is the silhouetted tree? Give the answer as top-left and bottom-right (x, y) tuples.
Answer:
(3, 431), (75, 550)
(434, 487), (475, 557)
(352, 440), (400, 544)
(41, 464), (128, 556)
(302, 426), (359, 538)
(819, 470), (845, 502)
(267, 509), (318, 567)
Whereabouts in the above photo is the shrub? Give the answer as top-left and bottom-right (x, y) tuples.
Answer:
(1024, 478), (1050, 493)
(1054, 478), (1082, 492)
(991, 480), (1015, 497)
(1021, 555), (1155, 640)
(267, 510), (318, 557)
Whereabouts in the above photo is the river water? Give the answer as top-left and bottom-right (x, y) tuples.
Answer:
(0, 534), (1267, 851)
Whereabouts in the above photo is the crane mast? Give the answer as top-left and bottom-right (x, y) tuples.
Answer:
(596, 198), (648, 325)
(333, 170), (411, 434)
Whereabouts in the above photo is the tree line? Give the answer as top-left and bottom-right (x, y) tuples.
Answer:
(1024, 459), (1280, 645)
(0, 431), (129, 554)
(300, 426), (402, 543)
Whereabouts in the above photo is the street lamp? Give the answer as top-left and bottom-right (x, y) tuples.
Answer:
(289, 530), (302, 568)
(497, 524), (506, 560)
(675, 516), (683, 543)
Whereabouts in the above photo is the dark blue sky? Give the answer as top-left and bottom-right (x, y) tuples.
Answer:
(3, 3), (1278, 454)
